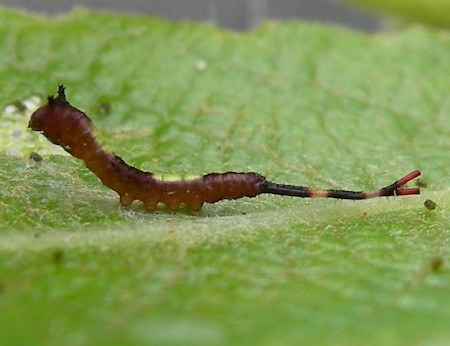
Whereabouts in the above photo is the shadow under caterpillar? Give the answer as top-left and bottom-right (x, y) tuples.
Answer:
(28, 86), (421, 212)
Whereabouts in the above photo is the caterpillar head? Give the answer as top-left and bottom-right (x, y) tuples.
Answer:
(29, 85), (93, 149)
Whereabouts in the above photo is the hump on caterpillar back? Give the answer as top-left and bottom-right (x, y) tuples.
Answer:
(29, 85), (93, 145)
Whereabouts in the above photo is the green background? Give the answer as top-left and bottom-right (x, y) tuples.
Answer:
(0, 7), (449, 345)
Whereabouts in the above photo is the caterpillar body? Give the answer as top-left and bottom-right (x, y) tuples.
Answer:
(28, 86), (421, 212)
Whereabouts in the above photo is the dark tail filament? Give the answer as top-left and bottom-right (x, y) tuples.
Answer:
(260, 170), (421, 200)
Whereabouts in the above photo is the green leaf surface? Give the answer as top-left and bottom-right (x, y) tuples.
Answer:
(344, 0), (450, 28)
(0, 7), (449, 346)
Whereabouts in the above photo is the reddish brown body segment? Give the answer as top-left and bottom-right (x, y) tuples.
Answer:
(28, 86), (421, 212)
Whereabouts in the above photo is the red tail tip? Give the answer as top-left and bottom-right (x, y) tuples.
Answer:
(398, 170), (421, 186)
(396, 188), (420, 196)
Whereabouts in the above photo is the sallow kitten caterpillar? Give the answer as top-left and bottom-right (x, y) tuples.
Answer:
(28, 86), (421, 212)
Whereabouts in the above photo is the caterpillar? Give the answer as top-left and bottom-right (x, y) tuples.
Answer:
(28, 86), (421, 212)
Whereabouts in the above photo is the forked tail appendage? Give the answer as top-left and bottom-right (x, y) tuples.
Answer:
(260, 170), (421, 200)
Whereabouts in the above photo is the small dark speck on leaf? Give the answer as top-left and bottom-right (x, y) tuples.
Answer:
(415, 179), (428, 188)
(168, 229), (176, 235)
(97, 101), (111, 116)
(52, 249), (64, 265)
(30, 152), (43, 162)
(431, 257), (444, 272)
(12, 100), (28, 112)
(424, 199), (437, 210)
